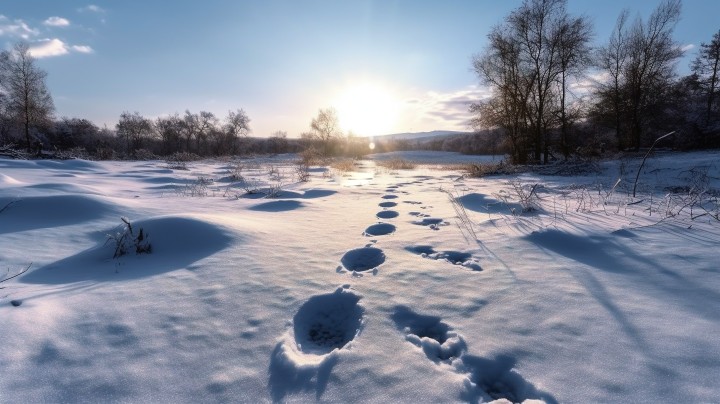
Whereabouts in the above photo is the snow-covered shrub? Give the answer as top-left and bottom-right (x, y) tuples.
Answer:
(295, 162), (311, 182)
(53, 147), (91, 160)
(0, 144), (29, 159)
(494, 181), (542, 214)
(107, 217), (152, 259)
(330, 159), (356, 173)
(165, 152), (199, 170)
(266, 169), (284, 198)
(133, 149), (158, 161)
(178, 176), (212, 197)
(0, 263), (31, 284)
(376, 158), (416, 170)
(226, 163), (244, 182)
(299, 147), (323, 165)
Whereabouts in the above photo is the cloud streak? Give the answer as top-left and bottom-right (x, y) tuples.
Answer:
(43, 16), (70, 27)
(29, 38), (94, 58)
(399, 85), (492, 132)
(0, 15), (38, 39)
(78, 5), (105, 13)
(72, 45), (93, 54)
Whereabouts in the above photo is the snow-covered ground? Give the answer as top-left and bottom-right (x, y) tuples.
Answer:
(1, 151), (719, 403)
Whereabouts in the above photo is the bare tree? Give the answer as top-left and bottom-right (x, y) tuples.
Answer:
(116, 111), (153, 157)
(155, 114), (184, 155)
(310, 107), (342, 156)
(195, 111), (218, 155)
(221, 109), (251, 155)
(268, 130), (288, 154)
(596, 10), (630, 150)
(691, 29), (720, 129)
(0, 43), (54, 151)
(594, 1), (682, 151)
(625, 0), (683, 151)
(471, 0), (587, 164)
(555, 14), (593, 158)
(181, 110), (197, 153)
(510, 0), (568, 163)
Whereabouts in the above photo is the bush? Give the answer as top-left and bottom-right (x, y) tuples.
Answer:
(376, 158), (416, 170)
(330, 159), (357, 172)
(299, 147), (324, 165)
(134, 148), (159, 161)
(295, 162), (311, 182)
(464, 161), (518, 177)
(107, 217), (152, 258)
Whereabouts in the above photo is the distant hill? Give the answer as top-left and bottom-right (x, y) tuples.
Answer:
(371, 130), (471, 142)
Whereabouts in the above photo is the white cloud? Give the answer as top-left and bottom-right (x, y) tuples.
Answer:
(71, 45), (94, 54)
(680, 44), (695, 52)
(28, 38), (69, 58)
(43, 16), (70, 27)
(28, 39), (95, 58)
(78, 5), (105, 13)
(0, 15), (39, 39)
(399, 85), (492, 132)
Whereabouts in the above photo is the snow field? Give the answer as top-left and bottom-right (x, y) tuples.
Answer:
(1, 151), (719, 403)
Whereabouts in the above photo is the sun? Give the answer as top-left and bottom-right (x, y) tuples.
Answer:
(335, 82), (399, 137)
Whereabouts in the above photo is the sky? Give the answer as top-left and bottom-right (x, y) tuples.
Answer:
(1, 1), (718, 138)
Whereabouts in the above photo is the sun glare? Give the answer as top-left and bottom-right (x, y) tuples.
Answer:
(335, 82), (399, 137)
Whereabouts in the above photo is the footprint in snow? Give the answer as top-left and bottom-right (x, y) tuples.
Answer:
(459, 354), (558, 404)
(409, 211), (429, 217)
(378, 201), (397, 208)
(403, 201), (422, 205)
(341, 247), (386, 272)
(293, 289), (364, 354)
(390, 306), (555, 403)
(405, 246), (482, 271)
(381, 194), (399, 199)
(376, 210), (399, 219)
(412, 217), (448, 230)
(363, 223), (396, 236)
(391, 305), (467, 363)
(268, 288), (364, 401)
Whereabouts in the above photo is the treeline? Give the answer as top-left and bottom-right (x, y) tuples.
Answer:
(0, 43), (323, 160)
(2, 1), (718, 163)
(472, 0), (720, 164)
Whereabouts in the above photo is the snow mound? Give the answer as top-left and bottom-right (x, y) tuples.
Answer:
(458, 193), (521, 214)
(24, 182), (106, 195)
(0, 173), (22, 185)
(0, 195), (118, 234)
(21, 216), (233, 284)
(35, 159), (103, 171)
(249, 200), (304, 212)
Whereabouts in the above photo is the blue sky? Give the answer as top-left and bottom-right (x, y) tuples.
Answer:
(1, 1), (718, 137)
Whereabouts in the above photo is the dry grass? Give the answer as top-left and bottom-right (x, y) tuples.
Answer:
(463, 161), (520, 177)
(375, 158), (417, 170)
(330, 159), (357, 172)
